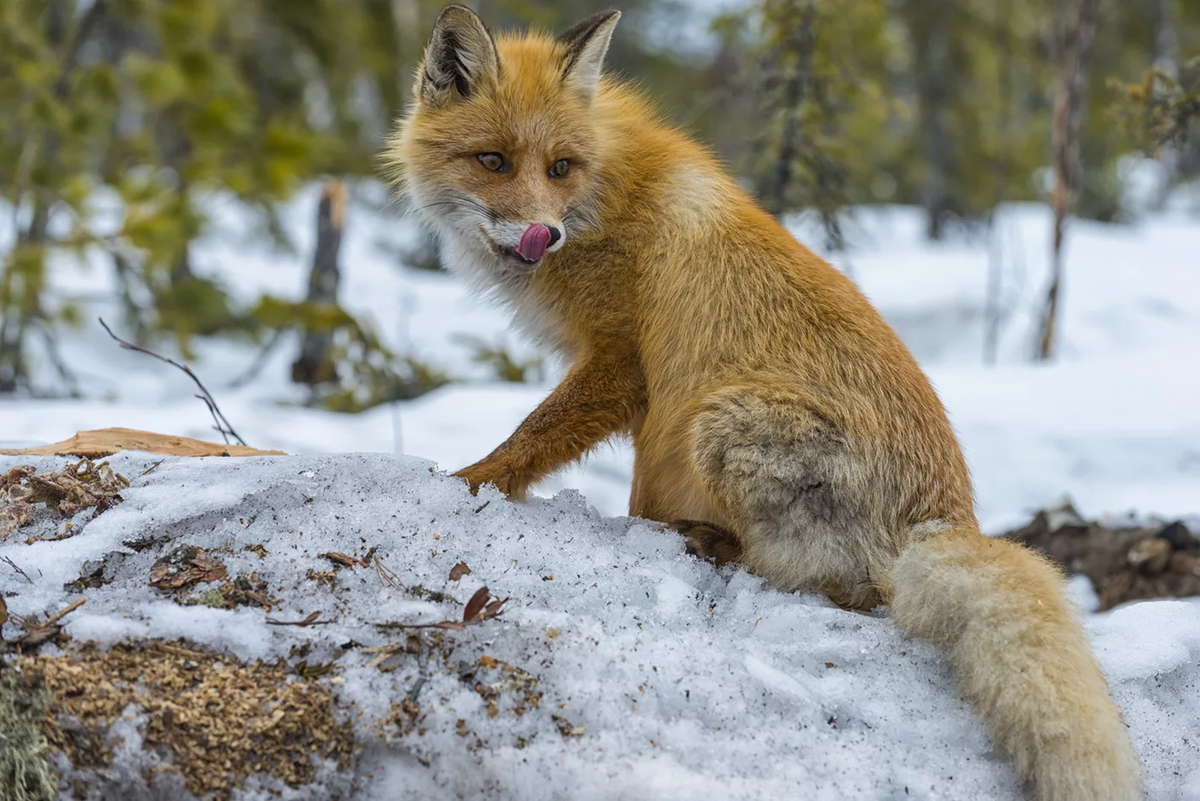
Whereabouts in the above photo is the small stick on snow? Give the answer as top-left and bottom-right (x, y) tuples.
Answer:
(137, 459), (166, 479)
(266, 611), (332, 627)
(375, 556), (402, 589)
(41, 597), (85, 627)
(97, 317), (248, 446)
(3, 556), (34, 584)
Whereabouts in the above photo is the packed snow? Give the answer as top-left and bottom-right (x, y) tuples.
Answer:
(1, 176), (1199, 798)
(2, 452), (1197, 800)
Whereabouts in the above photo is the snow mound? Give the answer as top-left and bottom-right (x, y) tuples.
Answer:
(2, 453), (1196, 800)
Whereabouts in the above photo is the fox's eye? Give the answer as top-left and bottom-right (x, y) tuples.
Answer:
(476, 153), (509, 173)
(548, 159), (570, 178)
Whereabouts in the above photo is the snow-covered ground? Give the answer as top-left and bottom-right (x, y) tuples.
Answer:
(1, 181), (1198, 798)
(2, 452), (1197, 800)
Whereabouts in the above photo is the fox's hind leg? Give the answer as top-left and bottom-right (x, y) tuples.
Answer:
(673, 520), (743, 565)
(687, 383), (892, 609)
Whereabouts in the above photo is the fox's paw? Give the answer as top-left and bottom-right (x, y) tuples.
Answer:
(674, 520), (743, 566)
(453, 461), (526, 500)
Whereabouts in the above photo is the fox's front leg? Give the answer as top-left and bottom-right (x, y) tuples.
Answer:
(455, 349), (644, 499)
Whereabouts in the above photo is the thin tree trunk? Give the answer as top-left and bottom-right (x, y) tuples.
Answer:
(1149, 0), (1180, 206)
(906, 0), (953, 240)
(762, 0), (815, 219)
(0, 204), (50, 392)
(984, 1), (1015, 366)
(1150, 0), (1178, 77)
(1036, 0), (1098, 362)
(291, 181), (347, 387)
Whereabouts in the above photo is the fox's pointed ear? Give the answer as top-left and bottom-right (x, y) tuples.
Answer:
(558, 9), (621, 101)
(417, 4), (499, 108)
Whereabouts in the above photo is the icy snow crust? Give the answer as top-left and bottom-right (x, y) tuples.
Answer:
(3, 452), (1197, 800)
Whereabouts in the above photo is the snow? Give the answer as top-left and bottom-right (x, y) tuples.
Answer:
(3, 452), (1197, 800)
(1, 176), (1199, 798)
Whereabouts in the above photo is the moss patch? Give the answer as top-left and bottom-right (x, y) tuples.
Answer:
(19, 641), (355, 800)
(0, 666), (56, 801)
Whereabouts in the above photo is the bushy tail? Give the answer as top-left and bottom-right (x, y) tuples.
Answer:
(890, 527), (1143, 801)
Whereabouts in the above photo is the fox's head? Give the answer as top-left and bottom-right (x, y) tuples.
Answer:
(387, 5), (620, 282)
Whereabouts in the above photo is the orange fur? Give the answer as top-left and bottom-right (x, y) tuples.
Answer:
(384, 7), (1144, 800)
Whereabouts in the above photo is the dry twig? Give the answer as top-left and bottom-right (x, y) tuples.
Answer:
(98, 317), (247, 446)
(266, 611), (332, 627)
(3, 555), (34, 584)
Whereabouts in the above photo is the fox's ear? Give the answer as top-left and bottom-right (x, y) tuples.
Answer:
(558, 9), (621, 102)
(418, 4), (499, 108)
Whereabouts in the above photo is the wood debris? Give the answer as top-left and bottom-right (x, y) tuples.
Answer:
(3, 598), (86, 652)
(1, 459), (130, 540)
(0, 427), (285, 458)
(1004, 500), (1200, 610)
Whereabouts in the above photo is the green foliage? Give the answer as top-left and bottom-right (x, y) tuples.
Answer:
(453, 334), (544, 384)
(1, 0), (1198, 397)
(739, 0), (1194, 233)
(1111, 58), (1200, 154)
(745, 0), (904, 245)
(252, 296), (451, 413)
(0, 0), (419, 392)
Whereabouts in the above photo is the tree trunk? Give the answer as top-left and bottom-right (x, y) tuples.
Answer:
(905, 0), (954, 240)
(291, 181), (347, 386)
(1035, 0), (1098, 362)
(1150, 0), (1179, 77)
(983, 1), (1015, 366)
(1149, 0), (1182, 204)
(761, 0), (815, 219)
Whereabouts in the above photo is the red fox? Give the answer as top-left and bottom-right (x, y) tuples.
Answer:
(386, 6), (1143, 799)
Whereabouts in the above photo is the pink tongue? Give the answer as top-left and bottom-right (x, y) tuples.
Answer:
(516, 224), (551, 262)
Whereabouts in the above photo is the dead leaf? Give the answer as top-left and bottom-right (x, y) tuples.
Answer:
(149, 546), (228, 591)
(449, 562), (471, 581)
(552, 714), (585, 738)
(462, 587), (490, 623)
(461, 587), (508, 625)
(0, 595), (7, 631)
(371, 584), (508, 635)
(322, 552), (358, 568)
(319, 547), (378, 569)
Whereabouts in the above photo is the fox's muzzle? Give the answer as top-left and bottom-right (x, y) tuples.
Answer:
(517, 224), (563, 262)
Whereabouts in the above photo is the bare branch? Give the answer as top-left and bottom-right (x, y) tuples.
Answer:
(3, 556), (34, 584)
(97, 317), (248, 446)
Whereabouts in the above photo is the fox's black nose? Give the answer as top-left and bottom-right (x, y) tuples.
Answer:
(546, 225), (562, 247)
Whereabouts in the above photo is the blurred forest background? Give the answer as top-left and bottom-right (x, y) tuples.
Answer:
(1, 0), (1198, 407)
